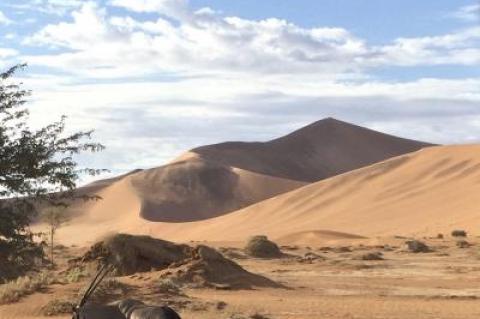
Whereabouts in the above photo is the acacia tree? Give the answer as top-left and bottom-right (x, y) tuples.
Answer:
(0, 64), (104, 280)
(41, 206), (67, 266)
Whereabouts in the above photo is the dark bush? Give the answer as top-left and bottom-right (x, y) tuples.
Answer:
(451, 230), (467, 237)
(405, 240), (431, 253)
(244, 236), (282, 258)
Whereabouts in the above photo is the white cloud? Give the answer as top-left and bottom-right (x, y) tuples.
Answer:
(25, 2), (109, 50)
(375, 27), (480, 66)
(109, 0), (189, 20)
(22, 2), (480, 80)
(0, 48), (18, 58)
(452, 4), (480, 22)
(13, 0), (83, 16)
(0, 10), (13, 25)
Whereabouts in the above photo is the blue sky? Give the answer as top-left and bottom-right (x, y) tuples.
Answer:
(0, 0), (479, 178)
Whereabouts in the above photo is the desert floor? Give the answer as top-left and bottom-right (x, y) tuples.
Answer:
(2, 236), (480, 319)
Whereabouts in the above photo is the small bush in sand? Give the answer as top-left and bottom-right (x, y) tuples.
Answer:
(451, 230), (467, 237)
(359, 252), (384, 261)
(84, 278), (130, 304)
(41, 299), (75, 316)
(456, 240), (471, 248)
(405, 240), (431, 253)
(245, 236), (282, 258)
(0, 272), (54, 304)
(64, 266), (88, 283)
(156, 278), (182, 295)
(437, 233), (444, 239)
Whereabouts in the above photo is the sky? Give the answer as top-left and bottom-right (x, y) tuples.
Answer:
(0, 0), (479, 180)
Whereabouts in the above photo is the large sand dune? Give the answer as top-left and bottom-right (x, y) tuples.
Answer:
(190, 117), (432, 182)
(66, 118), (429, 223)
(155, 145), (480, 242)
(56, 145), (480, 246)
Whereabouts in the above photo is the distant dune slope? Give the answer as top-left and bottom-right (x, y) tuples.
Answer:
(61, 117), (430, 223)
(56, 145), (480, 246)
(191, 117), (433, 182)
(130, 158), (306, 222)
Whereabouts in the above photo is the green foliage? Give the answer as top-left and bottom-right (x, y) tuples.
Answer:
(0, 64), (105, 281)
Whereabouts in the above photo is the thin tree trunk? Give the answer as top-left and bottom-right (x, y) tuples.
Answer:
(50, 227), (54, 266)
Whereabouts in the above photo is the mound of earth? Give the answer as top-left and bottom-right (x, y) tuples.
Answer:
(161, 245), (282, 290)
(245, 236), (283, 258)
(76, 234), (192, 275)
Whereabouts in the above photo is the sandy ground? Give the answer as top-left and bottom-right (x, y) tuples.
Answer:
(2, 236), (480, 319)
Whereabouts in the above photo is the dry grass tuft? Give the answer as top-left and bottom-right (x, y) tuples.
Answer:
(86, 278), (130, 304)
(41, 299), (75, 316)
(0, 272), (54, 304)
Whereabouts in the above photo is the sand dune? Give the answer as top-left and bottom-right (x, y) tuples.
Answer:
(191, 117), (432, 182)
(56, 144), (480, 246)
(153, 144), (479, 242)
(129, 158), (305, 222)
(61, 117), (429, 224)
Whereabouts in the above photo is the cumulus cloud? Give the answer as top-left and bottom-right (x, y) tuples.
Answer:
(0, 48), (18, 58)
(8, 0), (83, 16)
(451, 3), (480, 22)
(377, 27), (480, 66)
(109, 0), (189, 20)
(0, 10), (12, 25)
(22, 1), (480, 80)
